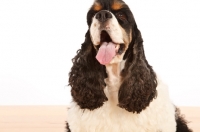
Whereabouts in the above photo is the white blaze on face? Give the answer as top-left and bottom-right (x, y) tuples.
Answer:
(90, 10), (126, 65)
(90, 11), (124, 45)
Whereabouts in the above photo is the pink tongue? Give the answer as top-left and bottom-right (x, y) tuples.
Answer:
(96, 42), (116, 65)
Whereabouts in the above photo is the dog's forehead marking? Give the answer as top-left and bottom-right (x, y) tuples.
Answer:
(111, 1), (124, 10)
(93, 2), (102, 11)
(93, 1), (124, 11)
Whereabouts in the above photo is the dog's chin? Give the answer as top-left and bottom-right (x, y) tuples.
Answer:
(92, 30), (125, 65)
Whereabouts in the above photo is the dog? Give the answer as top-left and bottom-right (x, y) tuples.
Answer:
(66, 0), (192, 131)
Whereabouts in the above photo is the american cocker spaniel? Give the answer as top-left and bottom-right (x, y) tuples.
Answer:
(66, 0), (192, 132)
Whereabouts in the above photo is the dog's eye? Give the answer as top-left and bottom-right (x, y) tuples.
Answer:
(116, 12), (127, 21)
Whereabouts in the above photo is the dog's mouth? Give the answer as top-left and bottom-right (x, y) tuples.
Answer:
(95, 30), (125, 65)
(100, 30), (112, 43)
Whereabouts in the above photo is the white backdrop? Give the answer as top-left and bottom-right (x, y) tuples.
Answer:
(0, 0), (200, 106)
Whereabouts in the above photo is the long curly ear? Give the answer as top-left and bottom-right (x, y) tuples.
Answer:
(69, 31), (108, 110)
(118, 25), (157, 113)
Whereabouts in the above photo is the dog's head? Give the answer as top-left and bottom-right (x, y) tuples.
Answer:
(88, 0), (136, 65)
(69, 0), (157, 113)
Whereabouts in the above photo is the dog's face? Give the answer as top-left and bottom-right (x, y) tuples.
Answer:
(88, 0), (135, 65)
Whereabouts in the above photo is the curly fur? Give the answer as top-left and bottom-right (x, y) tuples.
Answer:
(67, 0), (192, 131)
(69, 31), (108, 110)
(65, 122), (71, 132)
(118, 25), (157, 113)
(69, 2), (157, 113)
(175, 108), (193, 132)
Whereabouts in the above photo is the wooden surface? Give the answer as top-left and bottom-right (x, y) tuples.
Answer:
(0, 106), (199, 132)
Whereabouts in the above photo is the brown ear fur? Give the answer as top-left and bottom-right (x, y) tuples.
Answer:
(118, 25), (157, 113)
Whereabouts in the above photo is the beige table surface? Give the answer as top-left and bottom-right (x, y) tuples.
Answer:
(0, 106), (199, 132)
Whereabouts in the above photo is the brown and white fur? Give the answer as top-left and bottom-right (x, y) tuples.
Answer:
(66, 0), (192, 132)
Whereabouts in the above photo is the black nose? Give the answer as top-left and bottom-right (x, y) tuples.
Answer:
(95, 10), (112, 22)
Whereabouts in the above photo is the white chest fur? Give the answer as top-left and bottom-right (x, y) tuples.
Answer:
(67, 62), (176, 132)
